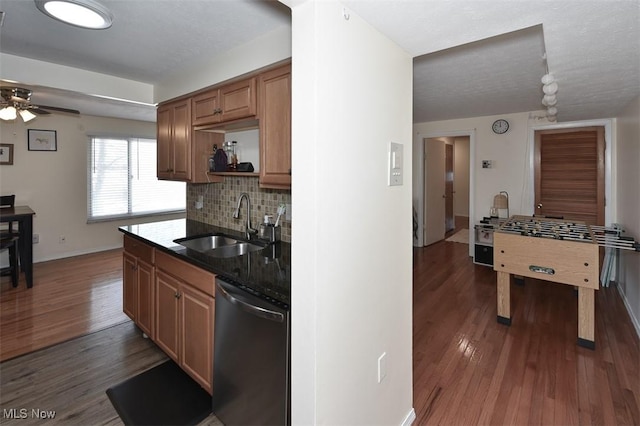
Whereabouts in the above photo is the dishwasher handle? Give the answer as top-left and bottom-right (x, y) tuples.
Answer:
(216, 280), (284, 323)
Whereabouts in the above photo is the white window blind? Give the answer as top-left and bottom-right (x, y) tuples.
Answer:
(88, 136), (185, 221)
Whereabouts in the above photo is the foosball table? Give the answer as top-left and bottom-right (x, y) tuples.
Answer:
(493, 215), (639, 349)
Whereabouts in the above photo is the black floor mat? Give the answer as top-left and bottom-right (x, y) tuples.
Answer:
(106, 360), (211, 426)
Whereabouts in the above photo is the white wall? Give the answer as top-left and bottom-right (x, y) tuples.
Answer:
(0, 53), (154, 104)
(0, 114), (183, 263)
(615, 94), (640, 335)
(413, 111), (540, 247)
(154, 26), (292, 103)
(290, 1), (414, 424)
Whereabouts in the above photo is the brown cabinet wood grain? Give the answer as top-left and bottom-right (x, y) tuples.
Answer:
(157, 99), (192, 181)
(155, 252), (216, 394)
(123, 236), (155, 338)
(180, 284), (214, 394)
(259, 64), (291, 189)
(192, 77), (256, 126)
(155, 269), (180, 361)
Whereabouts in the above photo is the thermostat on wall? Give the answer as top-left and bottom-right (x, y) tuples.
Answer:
(388, 142), (403, 186)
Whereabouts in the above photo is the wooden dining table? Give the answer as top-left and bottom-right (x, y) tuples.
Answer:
(1, 205), (36, 288)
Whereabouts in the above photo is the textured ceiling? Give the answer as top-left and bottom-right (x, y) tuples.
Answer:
(0, 0), (638, 123)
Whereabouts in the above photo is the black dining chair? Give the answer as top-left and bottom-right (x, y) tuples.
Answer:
(0, 195), (20, 238)
(1, 234), (20, 287)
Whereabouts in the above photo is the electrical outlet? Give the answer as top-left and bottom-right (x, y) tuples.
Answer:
(32, 234), (39, 244)
(377, 352), (387, 383)
(58, 235), (66, 244)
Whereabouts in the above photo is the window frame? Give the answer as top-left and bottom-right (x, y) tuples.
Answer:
(87, 135), (186, 223)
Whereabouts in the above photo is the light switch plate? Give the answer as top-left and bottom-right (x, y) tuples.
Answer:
(388, 142), (403, 186)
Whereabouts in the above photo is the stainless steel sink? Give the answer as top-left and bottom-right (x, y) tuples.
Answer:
(174, 234), (264, 257)
(175, 235), (238, 252)
(208, 242), (264, 258)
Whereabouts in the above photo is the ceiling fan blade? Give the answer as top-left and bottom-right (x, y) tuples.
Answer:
(34, 105), (80, 115)
(30, 107), (52, 115)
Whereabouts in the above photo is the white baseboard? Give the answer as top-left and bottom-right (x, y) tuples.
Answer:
(35, 244), (122, 264)
(401, 408), (416, 426)
(617, 283), (640, 339)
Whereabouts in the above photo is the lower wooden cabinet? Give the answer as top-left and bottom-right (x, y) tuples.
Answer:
(180, 284), (215, 393)
(122, 235), (216, 394)
(154, 251), (215, 394)
(123, 236), (155, 338)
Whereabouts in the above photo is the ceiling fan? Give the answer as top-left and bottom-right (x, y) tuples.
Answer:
(0, 87), (80, 122)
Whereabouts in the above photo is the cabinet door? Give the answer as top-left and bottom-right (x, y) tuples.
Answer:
(136, 259), (155, 338)
(259, 65), (291, 188)
(157, 105), (173, 179)
(219, 78), (256, 122)
(171, 100), (192, 181)
(122, 252), (137, 321)
(192, 89), (221, 126)
(180, 285), (215, 394)
(155, 270), (180, 362)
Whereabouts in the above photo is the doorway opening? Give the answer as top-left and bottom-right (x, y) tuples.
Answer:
(423, 135), (472, 247)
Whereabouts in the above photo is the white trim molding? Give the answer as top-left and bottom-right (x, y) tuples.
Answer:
(401, 408), (417, 426)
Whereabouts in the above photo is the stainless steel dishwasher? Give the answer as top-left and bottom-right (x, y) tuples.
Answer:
(212, 277), (290, 425)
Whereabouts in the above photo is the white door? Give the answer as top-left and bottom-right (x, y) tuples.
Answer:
(424, 139), (446, 246)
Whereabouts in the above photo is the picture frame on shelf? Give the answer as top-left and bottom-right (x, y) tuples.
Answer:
(28, 129), (57, 151)
(0, 143), (14, 165)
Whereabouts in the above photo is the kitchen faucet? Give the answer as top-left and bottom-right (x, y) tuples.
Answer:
(233, 192), (257, 239)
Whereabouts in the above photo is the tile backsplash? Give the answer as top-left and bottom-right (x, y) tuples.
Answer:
(187, 177), (291, 242)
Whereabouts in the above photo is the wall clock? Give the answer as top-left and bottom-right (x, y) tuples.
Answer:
(492, 119), (509, 134)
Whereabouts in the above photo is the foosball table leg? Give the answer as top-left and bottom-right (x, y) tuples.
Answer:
(577, 287), (596, 349)
(497, 271), (511, 325)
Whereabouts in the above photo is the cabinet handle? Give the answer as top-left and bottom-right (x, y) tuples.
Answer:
(174, 291), (181, 299)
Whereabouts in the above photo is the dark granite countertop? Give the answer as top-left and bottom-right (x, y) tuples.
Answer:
(119, 218), (290, 308)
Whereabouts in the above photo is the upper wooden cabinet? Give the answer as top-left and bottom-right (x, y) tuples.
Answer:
(157, 62), (291, 188)
(192, 77), (257, 126)
(157, 99), (192, 181)
(158, 98), (223, 183)
(259, 64), (291, 189)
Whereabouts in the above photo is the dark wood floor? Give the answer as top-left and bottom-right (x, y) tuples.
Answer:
(1, 236), (639, 425)
(413, 237), (640, 425)
(0, 249), (129, 362)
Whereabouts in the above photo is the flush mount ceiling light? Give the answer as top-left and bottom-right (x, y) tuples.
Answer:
(35, 0), (113, 29)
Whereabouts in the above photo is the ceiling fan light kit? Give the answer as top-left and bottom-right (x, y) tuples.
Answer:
(0, 87), (80, 122)
(35, 0), (113, 29)
(0, 106), (17, 121)
(19, 109), (37, 123)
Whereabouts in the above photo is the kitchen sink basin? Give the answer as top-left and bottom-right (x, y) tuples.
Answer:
(207, 242), (264, 258)
(175, 234), (238, 252)
(174, 234), (264, 258)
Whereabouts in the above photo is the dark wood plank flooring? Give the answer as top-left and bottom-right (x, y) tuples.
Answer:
(413, 237), (640, 425)
(2, 237), (638, 425)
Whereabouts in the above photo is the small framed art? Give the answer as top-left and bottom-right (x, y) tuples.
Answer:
(0, 143), (14, 165)
(28, 129), (57, 151)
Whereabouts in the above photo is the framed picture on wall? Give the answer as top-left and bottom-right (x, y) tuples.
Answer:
(28, 129), (57, 151)
(0, 143), (14, 165)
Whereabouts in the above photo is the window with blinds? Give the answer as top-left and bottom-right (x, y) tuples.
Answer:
(88, 136), (185, 221)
